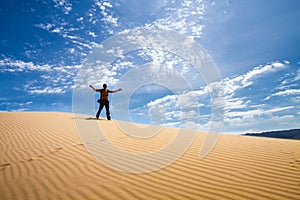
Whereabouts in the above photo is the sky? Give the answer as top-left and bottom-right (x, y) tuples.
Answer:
(0, 0), (299, 134)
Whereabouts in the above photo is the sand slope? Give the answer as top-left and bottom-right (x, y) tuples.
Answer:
(0, 112), (299, 200)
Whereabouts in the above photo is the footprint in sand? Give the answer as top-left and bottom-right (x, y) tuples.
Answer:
(49, 147), (64, 153)
(28, 157), (40, 161)
(0, 163), (11, 169)
(290, 158), (300, 169)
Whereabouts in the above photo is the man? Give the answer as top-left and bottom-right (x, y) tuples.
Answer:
(89, 84), (122, 120)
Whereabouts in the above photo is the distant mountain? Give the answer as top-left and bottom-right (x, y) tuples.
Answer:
(243, 129), (300, 140)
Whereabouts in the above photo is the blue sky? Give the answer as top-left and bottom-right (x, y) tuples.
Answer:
(0, 0), (299, 134)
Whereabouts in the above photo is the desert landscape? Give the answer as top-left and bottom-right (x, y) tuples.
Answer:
(0, 112), (299, 199)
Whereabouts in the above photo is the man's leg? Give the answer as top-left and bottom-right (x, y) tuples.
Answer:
(104, 101), (111, 120)
(96, 102), (104, 119)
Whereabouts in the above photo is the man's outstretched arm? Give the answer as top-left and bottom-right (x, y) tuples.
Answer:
(110, 88), (122, 93)
(89, 85), (97, 92)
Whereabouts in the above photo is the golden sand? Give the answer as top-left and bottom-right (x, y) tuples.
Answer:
(0, 112), (299, 199)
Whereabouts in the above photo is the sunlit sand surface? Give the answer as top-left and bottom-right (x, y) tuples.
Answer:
(1, 112), (299, 199)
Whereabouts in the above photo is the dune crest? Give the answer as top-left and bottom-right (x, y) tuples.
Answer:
(1, 112), (299, 199)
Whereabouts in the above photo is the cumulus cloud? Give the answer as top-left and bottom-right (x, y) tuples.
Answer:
(128, 60), (294, 132)
(148, 105), (165, 125)
(73, 39), (299, 134)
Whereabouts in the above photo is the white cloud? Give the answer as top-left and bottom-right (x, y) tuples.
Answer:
(147, 95), (178, 108)
(35, 23), (53, 31)
(26, 86), (65, 94)
(164, 110), (182, 121)
(224, 106), (295, 131)
(95, 0), (118, 27)
(0, 101), (35, 112)
(223, 61), (287, 97)
(129, 60), (294, 132)
(53, 0), (72, 14)
(0, 58), (51, 72)
(0, 57), (80, 74)
(281, 74), (300, 91)
(226, 106), (293, 119)
(88, 31), (97, 37)
(11, 108), (30, 112)
(218, 60), (298, 133)
(268, 114), (294, 122)
(177, 91), (199, 108)
(181, 121), (199, 130)
(76, 17), (83, 22)
(265, 89), (300, 100)
(226, 109), (263, 118)
(126, 60), (288, 131)
(31, 0), (207, 75)
(0, 58), (81, 94)
(225, 97), (248, 110)
(163, 121), (182, 127)
(294, 68), (300, 81)
(149, 105), (165, 125)
(150, 0), (206, 38)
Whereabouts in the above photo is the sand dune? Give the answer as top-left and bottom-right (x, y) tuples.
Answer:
(0, 112), (299, 200)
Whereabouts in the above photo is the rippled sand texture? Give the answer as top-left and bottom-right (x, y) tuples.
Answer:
(0, 112), (299, 199)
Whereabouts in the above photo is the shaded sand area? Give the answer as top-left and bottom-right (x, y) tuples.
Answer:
(0, 112), (300, 199)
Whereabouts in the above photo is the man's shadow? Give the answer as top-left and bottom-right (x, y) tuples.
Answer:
(72, 117), (104, 120)
(86, 117), (105, 120)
